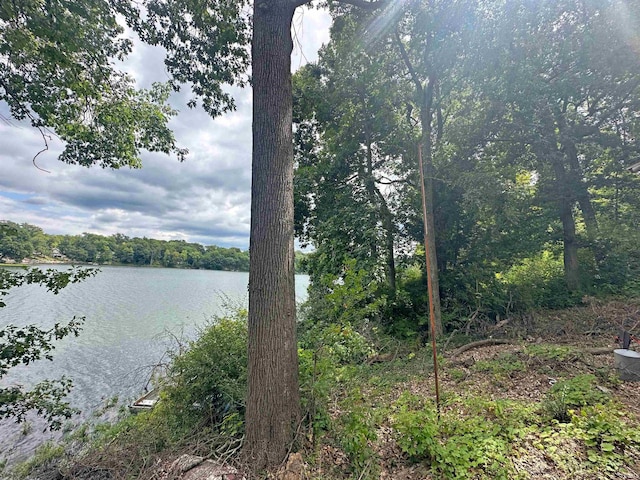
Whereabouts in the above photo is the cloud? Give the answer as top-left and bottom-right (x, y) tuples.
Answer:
(0, 7), (331, 248)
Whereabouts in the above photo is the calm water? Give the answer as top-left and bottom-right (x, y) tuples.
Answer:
(0, 265), (309, 463)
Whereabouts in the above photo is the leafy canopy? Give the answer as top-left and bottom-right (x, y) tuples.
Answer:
(0, 0), (187, 167)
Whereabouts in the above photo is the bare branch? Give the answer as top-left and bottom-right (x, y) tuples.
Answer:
(33, 126), (52, 174)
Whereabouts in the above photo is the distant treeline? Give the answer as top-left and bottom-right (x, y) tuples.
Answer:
(0, 221), (308, 273)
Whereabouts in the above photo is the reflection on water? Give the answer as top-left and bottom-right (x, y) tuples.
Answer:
(0, 265), (309, 463)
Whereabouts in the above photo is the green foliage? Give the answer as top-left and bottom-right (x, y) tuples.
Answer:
(162, 311), (248, 431)
(0, 221), (251, 271)
(0, 265), (97, 429)
(569, 405), (640, 472)
(473, 355), (526, 378)
(323, 261), (387, 326)
(81, 311), (249, 476)
(592, 221), (640, 296)
(131, 0), (251, 117)
(1, 1), (186, 167)
(293, 0), (640, 334)
(393, 393), (440, 461)
(525, 344), (577, 361)
(542, 374), (611, 423)
(336, 395), (378, 478)
(315, 324), (375, 365)
(0, 261), (97, 307)
(298, 347), (336, 434)
(501, 251), (581, 310)
(393, 394), (533, 479)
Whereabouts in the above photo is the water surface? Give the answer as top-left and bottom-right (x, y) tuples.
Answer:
(0, 265), (309, 462)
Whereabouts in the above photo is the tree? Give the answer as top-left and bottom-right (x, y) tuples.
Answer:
(129, 0), (389, 468)
(476, 0), (640, 291)
(293, 23), (409, 298)
(0, 0), (186, 168)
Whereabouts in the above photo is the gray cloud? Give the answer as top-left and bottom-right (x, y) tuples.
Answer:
(0, 7), (331, 248)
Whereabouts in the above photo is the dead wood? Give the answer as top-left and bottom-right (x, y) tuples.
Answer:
(447, 339), (514, 357)
(447, 340), (613, 359)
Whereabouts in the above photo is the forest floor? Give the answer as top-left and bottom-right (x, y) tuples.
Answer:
(8, 297), (640, 480)
(289, 297), (640, 480)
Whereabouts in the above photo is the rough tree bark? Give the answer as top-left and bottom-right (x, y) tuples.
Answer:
(246, 1), (300, 469)
(246, 0), (387, 470)
(534, 140), (581, 292)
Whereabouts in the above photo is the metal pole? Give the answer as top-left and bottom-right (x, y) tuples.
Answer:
(418, 143), (441, 414)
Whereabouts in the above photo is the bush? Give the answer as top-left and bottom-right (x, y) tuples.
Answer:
(298, 347), (336, 435)
(162, 310), (248, 430)
(300, 259), (387, 332)
(501, 251), (580, 310)
(336, 394), (378, 478)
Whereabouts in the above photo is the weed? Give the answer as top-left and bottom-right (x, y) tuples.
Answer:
(337, 399), (378, 479)
(570, 404), (640, 473)
(449, 368), (467, 382)
(393, 393), (532, 479)
(12, 442), (64, 479)
(473, 353), (525, 378)
(525, 344), (576, 361)
(542, 374), (610, 422)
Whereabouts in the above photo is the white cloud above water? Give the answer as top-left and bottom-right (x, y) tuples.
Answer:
(0, 6), (331, 248)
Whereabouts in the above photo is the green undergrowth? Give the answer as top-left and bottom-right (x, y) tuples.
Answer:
(299, 338), (640, 480)
(8, 310), (640, 480)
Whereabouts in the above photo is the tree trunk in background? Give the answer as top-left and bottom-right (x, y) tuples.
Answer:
(245, 1), (300, 469)
(553, 110), (600, 245)
(420, 77), (443, 336)
(548, 148), (581, 291)
(380, 194), (397, 295)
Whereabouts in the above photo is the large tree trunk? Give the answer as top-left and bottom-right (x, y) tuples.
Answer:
(245, 1), (300, 469)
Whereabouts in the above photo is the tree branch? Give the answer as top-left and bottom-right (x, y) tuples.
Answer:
(394, 30), (423, 95)
(331, 0), (389, 9)
(291, 0), (316, 8)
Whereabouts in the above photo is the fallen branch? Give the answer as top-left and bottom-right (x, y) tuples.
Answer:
(584, 346), (613, 355)
(448, 339), (514, 357)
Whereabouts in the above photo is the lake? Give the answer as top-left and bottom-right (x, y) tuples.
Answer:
(0, 265), (309, 463)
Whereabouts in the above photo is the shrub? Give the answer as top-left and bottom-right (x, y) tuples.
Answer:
(501, 251), (580, 310)
(298, 347), (336, 434)
(163, 310), (248, 430)
(336, 397), (378, 478)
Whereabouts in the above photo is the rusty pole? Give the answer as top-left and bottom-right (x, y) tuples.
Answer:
(418, 143), (441, 414)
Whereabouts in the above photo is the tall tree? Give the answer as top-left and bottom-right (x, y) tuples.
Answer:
(132, 0), (388, 469)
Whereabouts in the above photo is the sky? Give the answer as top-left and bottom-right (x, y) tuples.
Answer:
(0, 7), (332, 249)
